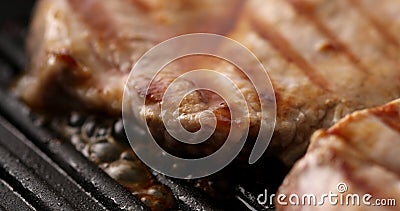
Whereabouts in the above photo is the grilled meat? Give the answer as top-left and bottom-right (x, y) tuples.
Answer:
(16, 0), (400, 165)
(229, 0), (400, 164)
(16, 0), (243, 114)
(277, 99), (400, 210)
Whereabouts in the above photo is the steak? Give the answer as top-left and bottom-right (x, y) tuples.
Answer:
(16, 0), (243, 114)
(277, 99), (400, 210)
(16, 0), (400, 165)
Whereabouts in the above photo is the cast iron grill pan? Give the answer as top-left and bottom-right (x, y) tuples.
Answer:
(0, 2), (286, 210)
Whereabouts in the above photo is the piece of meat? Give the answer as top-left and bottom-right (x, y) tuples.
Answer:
(15, 0), (243, 114)
(277, 99), (400, 210)
(16, 0), (400, 165)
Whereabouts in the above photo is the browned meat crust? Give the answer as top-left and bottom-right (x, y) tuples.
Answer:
(277, 99), (400, 210)
(16, 0), (400, 165)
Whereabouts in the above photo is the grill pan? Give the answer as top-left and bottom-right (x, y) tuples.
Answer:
(0, 2), (287, 210)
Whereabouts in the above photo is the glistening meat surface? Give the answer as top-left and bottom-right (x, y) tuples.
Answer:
(277, 99), (400, 210)
(16, 0), (400, 165)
